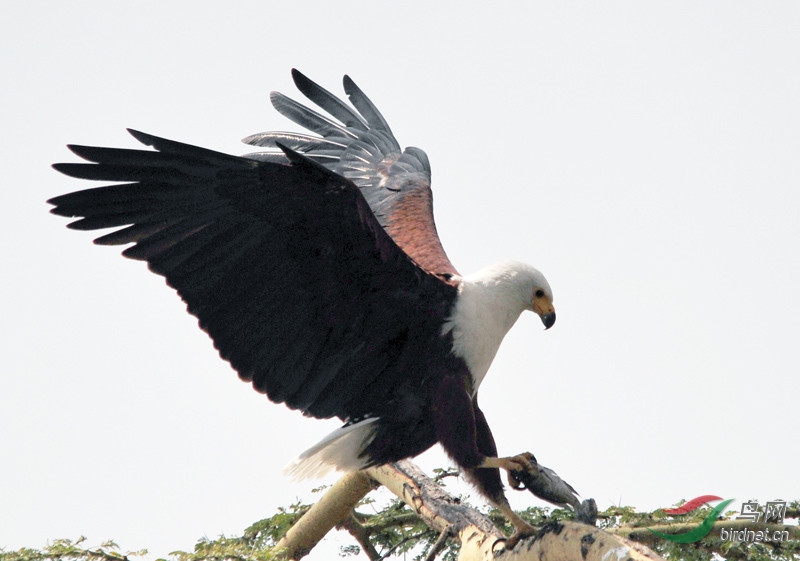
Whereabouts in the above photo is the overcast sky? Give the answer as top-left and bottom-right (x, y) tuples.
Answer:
(2, 2), (799, 559)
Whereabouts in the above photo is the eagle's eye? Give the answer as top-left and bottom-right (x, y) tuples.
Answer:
(535, 289), (545, 299)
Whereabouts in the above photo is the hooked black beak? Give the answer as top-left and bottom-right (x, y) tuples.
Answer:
(541, 312), (556, 330)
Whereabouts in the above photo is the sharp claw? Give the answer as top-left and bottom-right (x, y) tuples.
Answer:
(504, 534), (521, 551)
(518, 452), (536, 471)
(507, 453), (535, 477)
(507, 471), (525, 490)
(503, 527), (536, 550)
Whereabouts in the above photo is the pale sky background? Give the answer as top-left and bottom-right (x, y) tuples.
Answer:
(2, 2), (798, 559)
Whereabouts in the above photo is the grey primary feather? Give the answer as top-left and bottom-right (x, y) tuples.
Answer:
(291, 69), (369, 131)
(242, 132), (347, 151)
(269, 92), (358, 141)
(242, 69), (457, 275)
(343, 74), (395, 137)
(244, 70), (428, 226)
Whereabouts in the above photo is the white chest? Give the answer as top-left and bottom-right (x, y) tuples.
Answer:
(441, 273), (529, 394)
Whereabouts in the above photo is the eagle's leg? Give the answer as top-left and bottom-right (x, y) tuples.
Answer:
(479, 452), (535, 489)
(471, 409), (537, 549)
(468, 463), (537, 548)
(432, 377), (536, 548)
(491, 500), (537, 549)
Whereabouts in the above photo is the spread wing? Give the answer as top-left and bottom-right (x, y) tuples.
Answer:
(243, 69), (458, 277)
(49, 129), (457, 421)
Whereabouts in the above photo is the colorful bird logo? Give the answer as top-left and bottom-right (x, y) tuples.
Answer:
(650, 495), (733, 543)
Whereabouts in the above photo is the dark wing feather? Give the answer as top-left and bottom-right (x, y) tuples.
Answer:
(50, 129), (458, 421)
(242, 69), (458, 277)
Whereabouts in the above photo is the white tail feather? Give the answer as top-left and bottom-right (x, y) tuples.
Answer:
(284, 418), (379, 480)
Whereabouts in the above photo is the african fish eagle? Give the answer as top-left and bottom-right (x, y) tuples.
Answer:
(49, 69), (556, 542)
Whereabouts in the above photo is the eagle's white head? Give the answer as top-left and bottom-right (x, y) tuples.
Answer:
(442, 261), (555, 393)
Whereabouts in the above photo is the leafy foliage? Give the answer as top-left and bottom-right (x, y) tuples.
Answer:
(2, 490), (797, 561)
(168, 498), (312, 561)
(0, 537), (145, 561)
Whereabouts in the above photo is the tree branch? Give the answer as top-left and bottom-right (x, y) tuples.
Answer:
(275, 470), (375, 560)
(274, 461), (665, 560)
(337, 515), (381, 561)
(422, 525), (455, 561)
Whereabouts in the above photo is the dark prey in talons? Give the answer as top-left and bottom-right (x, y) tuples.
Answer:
(510, 452), (598, 525)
